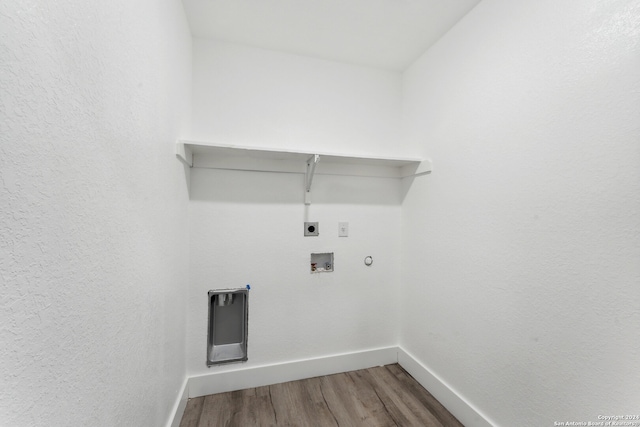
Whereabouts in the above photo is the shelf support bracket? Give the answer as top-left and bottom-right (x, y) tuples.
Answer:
(175, 142), (193, 167)
(305, 154), (320, 205)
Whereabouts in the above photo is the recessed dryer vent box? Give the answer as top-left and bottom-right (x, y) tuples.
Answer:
(311, 252), (333, 273)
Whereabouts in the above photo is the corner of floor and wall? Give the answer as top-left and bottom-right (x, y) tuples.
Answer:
(3, 0), (639, 426)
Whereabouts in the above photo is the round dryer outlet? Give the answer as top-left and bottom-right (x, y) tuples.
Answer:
(304, 222), (319, 236)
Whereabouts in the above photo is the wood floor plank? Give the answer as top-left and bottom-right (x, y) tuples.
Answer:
(198, 390), (234, 427)
(365, 366), (445, 426)
(386, 364), (464, 427)
(320, 371), (396, 426)
(179, 364), (464, 427)
(179, 397), (204, 427)
(197, 387), (277, 427)
(230, 386), (276, 426)
(269, 377), (338, 427)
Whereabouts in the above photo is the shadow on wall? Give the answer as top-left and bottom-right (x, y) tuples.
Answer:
(188, 167), (406, 205)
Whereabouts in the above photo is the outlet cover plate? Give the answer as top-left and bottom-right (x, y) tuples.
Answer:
(338, 221), (349, 237)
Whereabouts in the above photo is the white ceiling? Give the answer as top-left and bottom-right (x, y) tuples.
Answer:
(182, 0), (481, 71)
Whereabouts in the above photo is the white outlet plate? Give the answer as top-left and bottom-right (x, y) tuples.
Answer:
(338, 221), (349, 237)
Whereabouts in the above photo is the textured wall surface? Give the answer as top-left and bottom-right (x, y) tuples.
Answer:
(187, 168), (402, 376)
(0, 1), (192, 426)
(191, 39), (403, 157)
(400, 0), (640, 425)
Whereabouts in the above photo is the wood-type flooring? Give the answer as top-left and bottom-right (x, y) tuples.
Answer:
(179, 364), (464, 427)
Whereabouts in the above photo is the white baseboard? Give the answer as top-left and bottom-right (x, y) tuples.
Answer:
(397, 348), (495, 427)
(188, 346), (398, 398)
(167, 377), (189, 427)
(169, 346), (494, 427)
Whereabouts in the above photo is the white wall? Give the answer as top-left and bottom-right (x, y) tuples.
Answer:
(191, 39), (403, 157)
(0, 1), (192, 426)
(401, 0), (640, 425)
(187, 41), (408, 377)
(187, 168), (402, 376)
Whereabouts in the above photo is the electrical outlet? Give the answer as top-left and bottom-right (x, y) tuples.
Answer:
(304, 222), (319, 236)
(338, 221), (349, 237)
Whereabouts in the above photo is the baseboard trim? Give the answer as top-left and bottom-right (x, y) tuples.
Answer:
(188, 346), (398, 398)
(169, 346), (494, 427)
(167, 377), (189, 427)
(397, 348), (495, 427)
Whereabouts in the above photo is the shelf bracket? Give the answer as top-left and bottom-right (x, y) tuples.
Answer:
(175, 142), (193, 167)
(305, 154), (320, 205)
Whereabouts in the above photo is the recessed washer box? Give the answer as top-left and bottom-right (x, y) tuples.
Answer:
(311, 252), (333, 273)
(207, 289), (248, 366)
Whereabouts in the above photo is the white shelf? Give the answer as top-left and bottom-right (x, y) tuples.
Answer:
(176, 140), (431, 179)
(176, 140), (431, 204)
